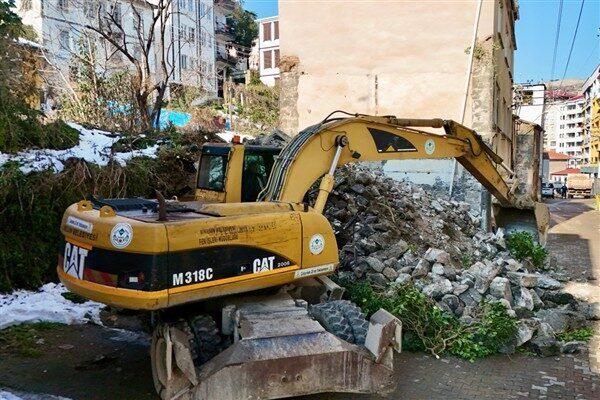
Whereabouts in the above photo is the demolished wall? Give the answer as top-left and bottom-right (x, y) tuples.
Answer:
(514, 119), (543, 206)
(326, 166), (598, 357)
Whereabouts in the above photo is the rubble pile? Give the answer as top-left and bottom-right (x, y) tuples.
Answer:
(325, 165), (598, 356)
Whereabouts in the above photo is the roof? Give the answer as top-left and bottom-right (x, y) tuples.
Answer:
(551, 168), (581, 176)
(543, 150), (570, 161)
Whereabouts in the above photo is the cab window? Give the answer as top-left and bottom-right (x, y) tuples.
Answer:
(197, 154), (227, 191)
(241, 152), (275, 202)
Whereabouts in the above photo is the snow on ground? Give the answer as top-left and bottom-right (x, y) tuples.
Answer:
(0, 123), (158, 174)
(0, 283), (103, 330)
(0, 389), (70, 400)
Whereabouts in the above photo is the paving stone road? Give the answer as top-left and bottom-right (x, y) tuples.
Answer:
(0, 198), (598, 400)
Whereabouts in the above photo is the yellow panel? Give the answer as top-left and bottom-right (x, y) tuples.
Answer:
(224, 144), (245, 203)
(165, 211), (303, 265)
(60, 204), (169, 253)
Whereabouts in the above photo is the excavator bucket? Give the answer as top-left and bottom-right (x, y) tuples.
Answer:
(493, 202), (550, 245)
(151, 292), (401, 400)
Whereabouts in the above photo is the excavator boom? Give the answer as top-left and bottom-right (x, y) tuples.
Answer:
(259, 114), (513, 208)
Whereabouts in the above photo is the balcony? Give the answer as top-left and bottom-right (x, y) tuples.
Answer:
(215, 24), (233, 41)
(214, 0), (236, 14)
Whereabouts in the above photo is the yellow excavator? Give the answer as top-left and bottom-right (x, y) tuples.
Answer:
(58, 114), (548, 400)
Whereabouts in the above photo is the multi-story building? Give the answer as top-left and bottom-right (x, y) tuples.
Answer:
(514, 83), (546, 126)
(279, 0), (519, 216)
(582, 65), (600, 167)
(256, 15), (279, 86)
(15, 0), (217, 99)
(542, 79), (584, 152)
(214, 0), (248, 95)
(172, 0), (217, 94)
(555, 96), (585, 167)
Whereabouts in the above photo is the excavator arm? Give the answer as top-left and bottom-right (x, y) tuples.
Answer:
(259, 114), (514, 211)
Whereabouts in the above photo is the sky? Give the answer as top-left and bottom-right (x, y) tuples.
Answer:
(243, 0), (599, 83)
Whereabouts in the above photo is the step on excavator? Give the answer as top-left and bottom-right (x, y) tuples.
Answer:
(58, 113), (549, 400)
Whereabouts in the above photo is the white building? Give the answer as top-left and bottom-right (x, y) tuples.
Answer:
(15, 0), (217, 98)
(256, 15), (279, 86)
(514, 83), (545, 126)
(555, 96), (585, 166)
(172, 0), (217, 94)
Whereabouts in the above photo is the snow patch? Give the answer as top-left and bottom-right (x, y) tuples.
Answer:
(0, 389), (70, 400)
(0, 123), (158, 174)
(0, 283), (104, 330)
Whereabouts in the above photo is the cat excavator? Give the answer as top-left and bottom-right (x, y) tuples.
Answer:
(58, 113), (548, 400)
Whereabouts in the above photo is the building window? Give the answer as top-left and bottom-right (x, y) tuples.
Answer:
(522, 90), (533, 105)
(274, 49), (280, 67)
(20, 0), (32, 11)
(84, 0), (94, 18)
(262, 22), (271, 41)
(133, 13), (143, 31)
(273, 21), (279, 40)
(58, 0), (69, 11)
(133, 45), (141, 61)
(189, 27), (195, 42)
(263, 50), (272, 69)
(59, 30), (70, 51)
(180, 54), (188, 70)
(110, 3), (122, 23)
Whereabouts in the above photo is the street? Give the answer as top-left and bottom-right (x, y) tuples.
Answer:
(1, 198), (598, 400)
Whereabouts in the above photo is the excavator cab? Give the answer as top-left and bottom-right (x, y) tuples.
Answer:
(194, 143), (280, 204)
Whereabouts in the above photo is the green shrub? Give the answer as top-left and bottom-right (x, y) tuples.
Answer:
(556, 327), (594, 342)
(461, 253), (472, 269)
(344, 282), (517, 361)
(506, 231), (548, 269)
(235, 84), (279, 130)
(0, 141), (201, 292)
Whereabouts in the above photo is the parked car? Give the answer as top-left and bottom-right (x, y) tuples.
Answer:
(541, 182), (555, 198)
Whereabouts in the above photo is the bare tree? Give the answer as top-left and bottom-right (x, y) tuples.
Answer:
(36, 0), (214, 132)
(85, 0), (175, 132)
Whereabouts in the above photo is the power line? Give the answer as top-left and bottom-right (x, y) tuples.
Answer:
(560, 0), (586, 82)
(550, 0), (564, 84)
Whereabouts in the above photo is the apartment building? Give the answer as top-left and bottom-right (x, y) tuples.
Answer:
(173, 0), (217, 94)
(555, 96), (585, 167)
(541, 79), (585, 153)
(256, 15), (279, 86)
(15, 0), (217, 98)
(279, 0), (519, 216)
(582, 65), (600, 166)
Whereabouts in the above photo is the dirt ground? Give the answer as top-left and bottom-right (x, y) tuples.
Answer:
(1, 198), (599, 400)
